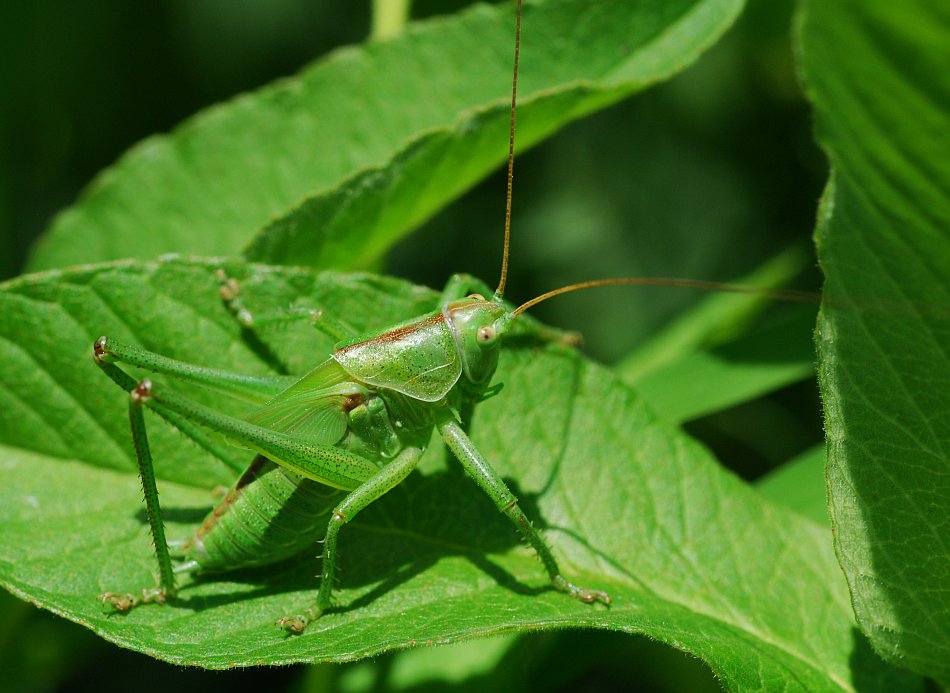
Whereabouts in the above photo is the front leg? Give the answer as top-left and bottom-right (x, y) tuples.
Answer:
(439, 273), (497, 305)
(216, 268), (357, 343)
(436, 416), (610, 607)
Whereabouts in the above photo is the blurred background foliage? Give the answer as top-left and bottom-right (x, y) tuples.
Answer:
(0, 0), (825, 690)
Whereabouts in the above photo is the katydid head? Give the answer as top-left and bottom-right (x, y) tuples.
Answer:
(443, 295), (511, 386)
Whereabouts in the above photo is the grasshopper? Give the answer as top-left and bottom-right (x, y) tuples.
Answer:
(95, 0), (620, 634)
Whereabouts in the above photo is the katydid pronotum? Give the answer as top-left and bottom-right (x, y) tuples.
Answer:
(95, 1), (815, 634)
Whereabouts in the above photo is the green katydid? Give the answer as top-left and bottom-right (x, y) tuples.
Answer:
(94, 1), (609, 634)
(94, 0), (815, 634)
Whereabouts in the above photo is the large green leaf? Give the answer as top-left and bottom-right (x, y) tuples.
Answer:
(618, 248), (818, 423)
(756, 445), (827, 525)
(801, 0), (950, 684)
(26, 0), (745, 271)
(0, 258), (912, 689)
(632, 304), (816, 423)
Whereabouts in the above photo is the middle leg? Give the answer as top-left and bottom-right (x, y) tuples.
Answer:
(436, 416), (610, 606)
(277, 445), (424, 633)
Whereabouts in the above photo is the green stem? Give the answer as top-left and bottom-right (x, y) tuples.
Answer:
(371, 0), (411, 40)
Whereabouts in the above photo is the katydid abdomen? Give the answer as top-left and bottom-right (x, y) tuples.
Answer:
(182, 456), (341, 571)
(181, 357), (437, 573)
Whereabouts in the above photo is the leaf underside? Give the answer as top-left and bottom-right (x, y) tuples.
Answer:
(803, 0), (950, 684)
(0, 259), (909, 690)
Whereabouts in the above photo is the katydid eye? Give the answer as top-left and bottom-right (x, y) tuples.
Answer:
(476, 326), (497, 345)
(468, 293), (486, 301)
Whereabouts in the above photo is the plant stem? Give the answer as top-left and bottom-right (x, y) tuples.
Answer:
(371, 0), (411, 40)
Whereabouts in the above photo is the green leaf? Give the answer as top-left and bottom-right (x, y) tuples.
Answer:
(617, 247), (817, 423)
(756, 446), (827, 524)
(801, 0), (950, 684)
(26, 0), (746, 272)
(632, 303), (816, 423)
(0, 259), (913, 689)
(343, 635), (519, 691)
(617, 246), (811, 383)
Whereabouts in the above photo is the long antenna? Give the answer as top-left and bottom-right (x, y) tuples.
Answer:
(495, 0), (522, 300)
(511, 277), (821, 318)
